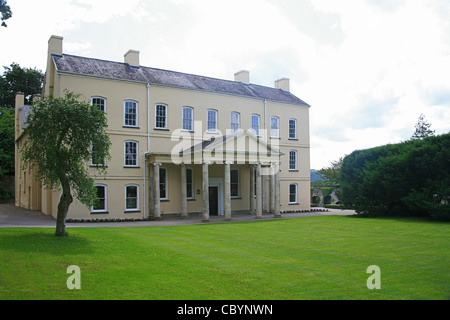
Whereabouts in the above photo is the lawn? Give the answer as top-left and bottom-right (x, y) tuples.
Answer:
(0, 215), (449, 300)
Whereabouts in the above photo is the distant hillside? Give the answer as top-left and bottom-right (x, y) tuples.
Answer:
(310, 169), (324, 182)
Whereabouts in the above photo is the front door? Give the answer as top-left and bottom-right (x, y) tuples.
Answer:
(209, 186), (219, 216)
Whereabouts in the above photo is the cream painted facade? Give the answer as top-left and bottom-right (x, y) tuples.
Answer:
(15, 35), (310, 221)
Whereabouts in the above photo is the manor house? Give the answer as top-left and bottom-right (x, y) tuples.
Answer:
(15, 35), (310, 221)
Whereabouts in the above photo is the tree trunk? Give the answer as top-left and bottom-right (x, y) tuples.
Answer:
(55, 175), (73, 237)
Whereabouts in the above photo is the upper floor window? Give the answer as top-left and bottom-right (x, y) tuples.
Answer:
(230, 112), (240, 133)
(124, 100), (138, 127)
(124, 140), (138, 167)
(91, 97), (106, 112)
(155, 104), (168, 129)
(92, 184), (107, 213)
(90, 143), (106, 167)
(270, 116), (279, 138)
(125, 184), (139, 211)
(289, 150), (298, 170)
(182, 107), (193, 131)
(289, 119), (297, 139)
(251, 114), (260, 137)
(207, 109), (218, 133)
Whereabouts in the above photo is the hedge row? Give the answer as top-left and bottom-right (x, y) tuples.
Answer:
(340, 133), (450, 220)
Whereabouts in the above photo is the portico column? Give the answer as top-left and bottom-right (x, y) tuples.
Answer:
(274, 162), (281, 218)
(180, 163), (188, 218)
(270, 164), (275, 213)
(153, 162), (161, 220)
(250, 164), (255, 214)
(255, 163), (262, 219)
(202, 161), (210, 222)
(224, 162), (232, 221)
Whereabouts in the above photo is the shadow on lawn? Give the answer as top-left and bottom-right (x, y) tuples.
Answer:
(0, 230), (94, 255)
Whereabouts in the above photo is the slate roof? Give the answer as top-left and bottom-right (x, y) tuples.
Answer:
(52, 54), (310, 107)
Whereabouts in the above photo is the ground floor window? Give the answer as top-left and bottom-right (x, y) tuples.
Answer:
(289, 183), (298, 204)
(231, 169), (239, 197)
(160, 167), (168, 200)
(125, 185), (139, 211)
(92, 184), (107, 212)
(186, 167), (194, 199)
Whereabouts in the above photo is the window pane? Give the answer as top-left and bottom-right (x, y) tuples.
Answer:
(289, 184), (297, 203)
(289, 119), (296, 139)
(289, 150), (297, 170)
(125, 101), (137, 126)
(93, 186), (106, 210)
(230, 112), (239, 132)
(207, 110), (217, 132)
(186, 168), (193, 198)
(271, 117), (279, 137)
(156, 104), (167, 128)
(231, 169), (239, 197)
(92, 98), (105, 112)
(160, 168), (167, 199)
(251, 115), (260, 136)
(125, 141), (137, 166)
(182, 107), (193, 131)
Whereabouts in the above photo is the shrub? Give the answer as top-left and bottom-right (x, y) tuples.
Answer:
(340, 133), (450, 219)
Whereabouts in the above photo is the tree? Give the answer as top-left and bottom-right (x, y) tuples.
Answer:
(410, 113), (435, 140)
(0, 63), (44, 189)
(21, 91), (111, 236)
(0, 63), (44, 109)
(0, 107), (14, 177)
(318, 156), (344, 186)
(0, 0), (12, 27)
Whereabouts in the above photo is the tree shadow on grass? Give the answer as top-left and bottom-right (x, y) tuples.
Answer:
(0, 229), (94, 255)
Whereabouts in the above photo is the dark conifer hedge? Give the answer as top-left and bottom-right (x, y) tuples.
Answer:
(340, 133), (450, 220)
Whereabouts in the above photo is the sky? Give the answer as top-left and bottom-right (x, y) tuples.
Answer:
(2, 0), (450, 169)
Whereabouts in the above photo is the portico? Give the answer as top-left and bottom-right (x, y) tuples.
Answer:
(146, 130), (283, 221)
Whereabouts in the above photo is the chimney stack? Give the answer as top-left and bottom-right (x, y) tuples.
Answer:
(274, 78), (290, 92)
(124, 49), (140, 68)
(234, 70), (250, 84)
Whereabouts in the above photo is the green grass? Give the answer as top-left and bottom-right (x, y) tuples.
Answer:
(0, 216), (449, 300)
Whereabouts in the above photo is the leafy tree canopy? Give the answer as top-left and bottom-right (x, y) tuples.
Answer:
(21, 91), (111, 236)
(0, 63), (44, 109)
(0, 0), (12, 27)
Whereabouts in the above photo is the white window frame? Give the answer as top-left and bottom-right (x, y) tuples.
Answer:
(289, 183), (298, 204)
(124, 100), (138, 127)
(155, 103), (168, 129)
(251, 114), (260, 137)
(92, 184), (107, 213)
(125, 184), (140, 212)
(124, 140), (139, 167)
(230, 111), (240, 133)
(270, 116), (279, 138)
(91, 96), (106, 113)
(207, 109), (218, 133)
(160, 167), (168, 200)
(182, 106), (194, 132)
(289, 119), (297, 139)
(289, 150), (298, 171)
